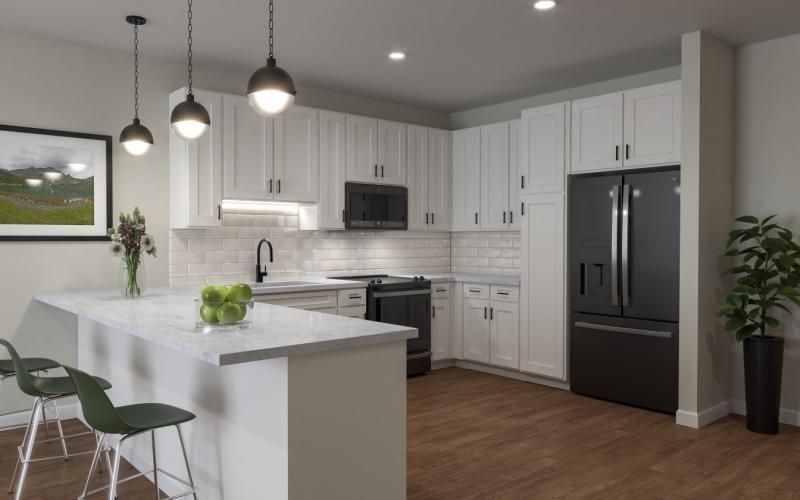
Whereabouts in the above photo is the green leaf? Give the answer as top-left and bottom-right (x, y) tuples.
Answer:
(735, 323), (760, 341)
(725, 317), (747, 332)
(736, 215), (760, 225)
(761, 214), (778, 225)
(765, 317), (780, 328)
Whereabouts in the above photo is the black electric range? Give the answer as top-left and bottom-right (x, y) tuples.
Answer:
(338, 275), (432, 376)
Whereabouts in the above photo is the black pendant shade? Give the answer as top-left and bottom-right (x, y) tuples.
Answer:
(120, 15), (153, 156)
(170, 94), (211, 131)
(247, 0), (296, 116)
(120, 118), (154, 144)
(247, 57), (297, 98)
(170, 0), (211, 140)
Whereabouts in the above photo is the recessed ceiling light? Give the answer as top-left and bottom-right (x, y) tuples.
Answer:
(533, 0), (557, 10)
(389, 51), (406, 61)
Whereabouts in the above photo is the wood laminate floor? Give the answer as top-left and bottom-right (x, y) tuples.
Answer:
(3, 367), (800, 499)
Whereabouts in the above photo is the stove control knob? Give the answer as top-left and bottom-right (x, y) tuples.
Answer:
(370, 279), (377, 284)
(418, 276), (425, 281)
(377, 279), (383, 284)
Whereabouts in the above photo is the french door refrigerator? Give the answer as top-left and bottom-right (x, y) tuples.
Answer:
(569, 167), (680, 413)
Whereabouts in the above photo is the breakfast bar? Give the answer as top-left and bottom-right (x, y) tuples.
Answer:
(35, 287), (416, 500)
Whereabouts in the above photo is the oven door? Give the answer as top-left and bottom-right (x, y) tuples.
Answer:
(371, 289), (431, 354)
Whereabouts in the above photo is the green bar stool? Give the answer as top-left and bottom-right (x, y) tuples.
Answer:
(0, 356), (61, 432)
(64, 365), (198, 500)
(0, 339), (112, 500)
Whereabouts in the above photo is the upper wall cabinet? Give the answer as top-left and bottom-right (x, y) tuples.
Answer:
(223, 95), (274, 201)
(520, 102), (568, 195)
(622, 81), (681, 168)
(571, 92), (624, 173)
(571, 81), (681, 173)
(170, 88), (224, 228)
(452, 127), (482, 231)
(317, 110), (347, 230)
(274, 105), (319, 202)
(346, 116), (407, 185)
(480, 122), (511, 230)
(508, 119), (520, 230)
(408, 126), (451, 231)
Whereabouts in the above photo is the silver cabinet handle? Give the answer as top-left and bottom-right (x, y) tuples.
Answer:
(611, 185), (620, 306)
(574, 321), (672, 339)
(621, 184), (631, 307)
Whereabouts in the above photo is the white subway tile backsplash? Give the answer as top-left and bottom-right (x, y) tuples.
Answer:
(169, 208), (519, 285)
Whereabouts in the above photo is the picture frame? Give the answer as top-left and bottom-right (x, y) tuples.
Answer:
(0, 124), (112, 241)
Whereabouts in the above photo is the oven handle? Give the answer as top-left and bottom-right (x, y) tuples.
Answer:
(373, 289), (432, 299)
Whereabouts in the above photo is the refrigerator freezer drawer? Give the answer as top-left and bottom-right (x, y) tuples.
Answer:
(570, 313), (678, 414)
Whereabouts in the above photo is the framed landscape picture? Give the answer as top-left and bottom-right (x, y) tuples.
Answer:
(0, 125), (112, 241)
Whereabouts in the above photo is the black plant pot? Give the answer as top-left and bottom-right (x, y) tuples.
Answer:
(743, 335), (784, 434)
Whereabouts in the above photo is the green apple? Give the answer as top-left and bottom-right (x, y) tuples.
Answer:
(228, 283), (253, 303)
(201, 286), (225, 307)
(235, 303), (248, 322)
(216, 302), (242, 325)
(200, 304), (219, 324)
(216, 285), (231, 302)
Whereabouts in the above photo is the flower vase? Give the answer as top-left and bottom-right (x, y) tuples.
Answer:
(119, 257), (146, 298)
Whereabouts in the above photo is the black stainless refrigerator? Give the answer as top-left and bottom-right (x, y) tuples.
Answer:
(569, 168), (680, 414)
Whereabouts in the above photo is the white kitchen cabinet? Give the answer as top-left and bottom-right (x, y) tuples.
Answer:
(427, 128), (451, 230)
(223, 95), (273, 201)
(520, 102), (567, 194)
(571, 92), (623, 173)
(623, 81), (681, 168)
(318, 111), (347, 229)
(508, 119), (520, 230)
(490, 301), (520, 370)
(407, 125), (429, 230)
(452, 127), (482, 231)
(520, 192), (566, 380)
(338, 305), (366, 319)
(377, 120), (407, 185)
(346, 114), (379, 183)
(431, 297), (451, 361)
(451, 282), (464, 360)
(462, 297), (491, 364)
(169, 88), (224, 228)
(274, 105), (319, 202)
(480, 122), (510, 230)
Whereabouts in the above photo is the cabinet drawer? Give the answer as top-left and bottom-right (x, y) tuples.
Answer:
(339, 305), (366, 319)
(431, 283), (451, 299)
(491, 285), (519, 303)
(463, 284), (490, 300)
(256, 291), (338, 311)
(338, 288), (367, 307)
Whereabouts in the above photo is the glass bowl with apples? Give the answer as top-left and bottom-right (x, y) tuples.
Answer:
(195, 283), (254, 332)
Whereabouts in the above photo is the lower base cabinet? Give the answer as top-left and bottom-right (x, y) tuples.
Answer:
(490, 301), (520, 369)
(461, 284), (519, 368)
(254, 289), (366, 318)
(431, 298), (451, 361)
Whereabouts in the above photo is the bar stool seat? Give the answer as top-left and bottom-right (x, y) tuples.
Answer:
(116, 403), (195, 433)
(31, 374), (112, 396)
(0, 358), (60, 376)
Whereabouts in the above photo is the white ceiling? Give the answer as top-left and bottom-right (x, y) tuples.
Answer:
(2, 0), (800, 112)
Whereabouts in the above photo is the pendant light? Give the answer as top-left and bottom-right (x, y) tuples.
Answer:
(247, 0), (296, 116)
(120, 16), (154, 156)
(170, 0), (210, 140)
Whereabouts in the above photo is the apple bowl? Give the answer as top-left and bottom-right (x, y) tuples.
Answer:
(194, 298), (254, 332)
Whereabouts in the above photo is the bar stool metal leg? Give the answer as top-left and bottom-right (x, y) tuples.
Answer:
(151, 430), (159, 498)
(52, 399), (70, 458)
(13, 397), (43, 500)
(176, 424), (198, 500)
(7, 398), (38, 494)
(79, 433), (105, 500)
(108, 440), (123, 500)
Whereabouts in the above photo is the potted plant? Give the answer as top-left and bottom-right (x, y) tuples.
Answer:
(718, 215), (800, 434)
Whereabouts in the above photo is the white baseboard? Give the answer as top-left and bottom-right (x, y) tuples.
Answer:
(433, 358), (570, 391)
(729, 400), (800, 427)
(675, 400), (731, 429)
(0, 402), (78, 428)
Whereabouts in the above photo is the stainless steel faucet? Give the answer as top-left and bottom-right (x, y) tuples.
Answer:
(256, 239), (274, 283)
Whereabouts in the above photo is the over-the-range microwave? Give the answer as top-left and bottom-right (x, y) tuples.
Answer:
(344, 182), (408, 230)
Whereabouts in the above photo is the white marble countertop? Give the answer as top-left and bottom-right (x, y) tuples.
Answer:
(247, 277), (367, 295)
(395, 273), (520, 286)
(35, 287), (416, 367)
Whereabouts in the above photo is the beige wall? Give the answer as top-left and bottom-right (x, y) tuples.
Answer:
(678, 31), (736, 422)
(733, 33), (800, 413)
(0, 27), (449, 415)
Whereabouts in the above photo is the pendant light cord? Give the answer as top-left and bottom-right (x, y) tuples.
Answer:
(267, 0), (274, 62)
(133, 24), (140, 119)
(187, 0), (194, 94)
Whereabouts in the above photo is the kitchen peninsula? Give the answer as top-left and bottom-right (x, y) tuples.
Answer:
(35, 286), (416, 500)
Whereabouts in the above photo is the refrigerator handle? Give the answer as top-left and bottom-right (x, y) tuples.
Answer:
(622, 184), (631, 307)
(611, 185), (620, 306)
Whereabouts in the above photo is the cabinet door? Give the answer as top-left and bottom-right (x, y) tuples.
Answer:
(490, 301), (520, 370)
(223, 95), (273, 200)
(508, 119), (521, 230)
(451, 128), (482, 231)
(319, 111), (347, 229)
(431, 297), (451, 361)
(185, 89), (224, 227)
(462, 298), (491, 364)
(571, 92), (623, 173)
(428, 128), (451, 230)
(377, 120), (407, 185)
(623, 81), (681, 168)
(480, 122), (510, 230)
(520, 193), (566, 380)
(346, 115), (378, 183)
(407, 125), (429, 230)
(520, 102), (567, 194)
(274, 105), (319, 202)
